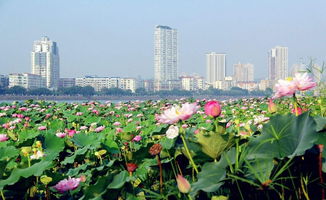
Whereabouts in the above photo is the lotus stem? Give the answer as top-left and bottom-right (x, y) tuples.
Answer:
(0, 190), (5, 200)
(180, 135), (199, 174)
(318, 145), (324, 199)
(156, 155), (163, 194)
(27, 157), (31, 168)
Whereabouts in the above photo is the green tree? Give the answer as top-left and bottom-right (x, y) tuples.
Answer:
(80, 86), (95, 96)
(7, 86), (27, 95)
(28, 88), (52, 95)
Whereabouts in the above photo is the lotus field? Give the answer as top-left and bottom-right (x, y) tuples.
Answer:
(0, 74), (325, 200)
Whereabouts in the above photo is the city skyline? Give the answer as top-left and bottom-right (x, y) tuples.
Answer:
(0, 0), (325, 80)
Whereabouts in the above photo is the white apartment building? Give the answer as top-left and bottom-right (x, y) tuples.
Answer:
(31, 36), (60, 89)
(154, 25), (178, 91)
(268, 46), (288, 81)
(236, 82), (258, 91)
(234, 63), (254, 82)
(206, 52), (226, 84)
(120, 78), (137, 92)
(75, 76), (136, 92)
(9, 73), (45, 89)
(180, 75), (205, 91)
(59, 78), (76, 88)
(258, 80), (270, 91)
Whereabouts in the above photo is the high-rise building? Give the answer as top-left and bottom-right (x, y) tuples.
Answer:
(268, 46), (288, 81)
(206, 52), (226, 85)
(154, 25), (178, 91)
(31, 36), (60, 89)
(233, 62), (254, 82)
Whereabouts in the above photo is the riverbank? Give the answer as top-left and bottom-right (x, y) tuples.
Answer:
(0, 94), (265, 102)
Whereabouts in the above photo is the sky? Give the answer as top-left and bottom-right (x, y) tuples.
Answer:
(0, 0), (325, 80)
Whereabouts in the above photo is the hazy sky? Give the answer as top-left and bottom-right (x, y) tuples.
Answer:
(0, 0), (325, 80)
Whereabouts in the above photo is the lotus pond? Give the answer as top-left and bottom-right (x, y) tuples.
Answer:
(0, 96), (325, 200)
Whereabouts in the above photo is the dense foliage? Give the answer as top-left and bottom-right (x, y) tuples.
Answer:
(0, 96), (325, 199)
(0, 85), (272, 97)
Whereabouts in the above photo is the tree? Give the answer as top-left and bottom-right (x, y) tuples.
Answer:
(6, 86), (26, 95)
(28, 88), (52, 95)
(135, 88), (147, 95)
(101, 87), (130, 96)
(80, 86), (95, 96)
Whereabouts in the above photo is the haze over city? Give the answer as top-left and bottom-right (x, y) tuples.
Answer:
(0, 0), (325, 80)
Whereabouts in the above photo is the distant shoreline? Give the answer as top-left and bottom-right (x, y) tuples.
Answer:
(0, 95), (264, 102)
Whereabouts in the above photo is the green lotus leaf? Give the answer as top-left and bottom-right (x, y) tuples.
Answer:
(247, 112), (318, 159)
(195, 129), (233, 160)
(107, 171), (129, 189)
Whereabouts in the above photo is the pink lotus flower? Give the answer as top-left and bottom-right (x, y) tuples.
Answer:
(293, 73), (317, 91)
(56, 132), (66, 138)
(113, 122), (121, 126)
(157, 103), (199, 124)
(95, 126), (105, 132)
(53, 177), (81, 193)
(116, 127), (123, 133)
(181, 124), (188, 129)
(66, 129), (76, 137)
(204, 101), (221, 117)
(80, 126), (88, 130)
(274, 79), (297, 98)
(76, 112), (83, 116)
(176, 174), (191, 193)
(132, 135), (142, 142)
(38, 126), (47, 131)
(19, 107), (28, 111)
(0, 134), (9, 142)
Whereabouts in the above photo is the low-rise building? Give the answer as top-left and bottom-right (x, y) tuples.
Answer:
(236, 81), (258, 91)
(9, 73), (45, 89)
(75, 76), (137, 92)
(120, 78), (137, 92)
(258, 79), (270, 91)
(59, 78), (75, 88)
(180, 75), (205, 91)
(0, 75), (9, 88)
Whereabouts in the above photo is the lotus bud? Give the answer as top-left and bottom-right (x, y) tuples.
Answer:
(40, 175), (53, 185)
(126, 163), (138, 173)
(268, 99), (277, 113)
(204, 101), (221, 117)
(176, 174), (191, 193)
(35, 141), (42, 148)
(21, 147), (32, 156)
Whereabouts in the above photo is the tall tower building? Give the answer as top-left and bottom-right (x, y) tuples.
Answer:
(206, 52), (226, 84)
(234, 63), (254, 82)
(31, 36), (60, 89)
(268, 46), (288, 81)
(154, 25), (178, 91)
